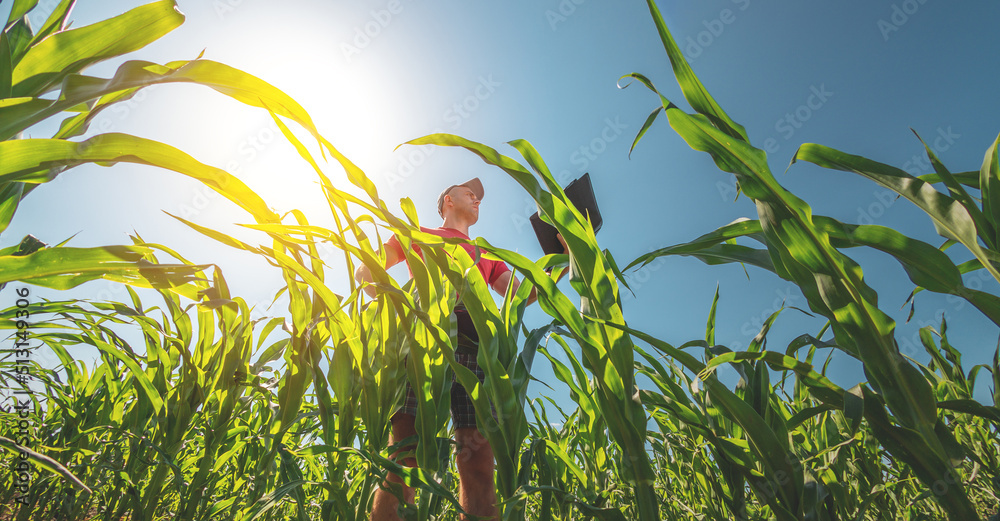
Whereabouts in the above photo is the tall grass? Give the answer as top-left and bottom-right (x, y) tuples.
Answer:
(1, 1), (1000, 520)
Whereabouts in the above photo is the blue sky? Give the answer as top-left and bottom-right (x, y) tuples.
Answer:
(7, 0), (1000, 404)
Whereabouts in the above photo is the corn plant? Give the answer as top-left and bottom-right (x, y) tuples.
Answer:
(2, 1), (1000, 520)
(622, 0), (1000, 518)
(0, 249), (303, 520)
(0, 0), (329, 292)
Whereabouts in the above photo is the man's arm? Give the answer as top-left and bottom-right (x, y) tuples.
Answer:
(490, 234), (568, 306)
(354, 242), (404, 298)
(491, 268), (567, 306)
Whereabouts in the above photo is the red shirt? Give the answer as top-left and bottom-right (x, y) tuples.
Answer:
(385, 226), (510, 285)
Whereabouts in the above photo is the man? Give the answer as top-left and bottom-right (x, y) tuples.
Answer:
(357, 177), (564, 521)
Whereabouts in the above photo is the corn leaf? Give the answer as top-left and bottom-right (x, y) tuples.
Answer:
(0, 133), (278, 224)
(791, 143), (1000, 285)
(11, 0), (184, 97)
(0, 436), (91, 493)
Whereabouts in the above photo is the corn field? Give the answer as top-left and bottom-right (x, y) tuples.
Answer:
(1, 1), (999, 520)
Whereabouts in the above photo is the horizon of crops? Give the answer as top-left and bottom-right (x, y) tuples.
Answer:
(1, 1), (999, 520)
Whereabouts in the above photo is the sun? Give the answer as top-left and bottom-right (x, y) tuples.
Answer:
(146, 6), (417, 222)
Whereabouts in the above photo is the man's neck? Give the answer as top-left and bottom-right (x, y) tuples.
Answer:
(439, 216), (471, 236)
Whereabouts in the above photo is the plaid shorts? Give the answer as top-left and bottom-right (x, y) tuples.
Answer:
(394, 351), (496, 430)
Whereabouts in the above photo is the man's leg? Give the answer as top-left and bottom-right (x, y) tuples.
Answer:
(370, 413), (417, 521)
(451, 350), (499, 520)
(454, 426), (498, 521)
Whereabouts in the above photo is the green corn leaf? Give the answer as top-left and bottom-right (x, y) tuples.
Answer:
(641, 0), (748, 141)
(702, 376), (804, 519)
(625, 218), (770, 272)
(844, 385), (864, 435)
(5, 0), (39, 26)
(784, 333), (837, 357)
(914, 129), (995, 249)
(29, 0), (74, 46)
(994, 348), (1000, 408)
(513, 484), (629, 521)
(0, 97), (53, 140)
(668, 105), (941, 446)
(648, 242), (773, 272)
(817, 216), (1000, 327)
(0, 244), (208, 293)
(88, 334), (166, 417)
(243, 479), (312, 521)
(4, 18), (32, 66)
(862, 387), (979, 518)
(785, 405), (836, 431)
(791, 142), (1000, 285)
(937, 399), (1000, 425)
(166, 212), (269, 257)
(627, 16), (981, 513)
(4, 57), (321, 143)
(0, 181), (25, 234)
(980, 134), (1000, 249)
(540, 346), (596, 424)
(627, 106), (662, 158)
(11, 0), (184, 97)
(700, 350), (845, 407)
(0, 133), (279, 224)
(817, 216), (962, 293)
(0, 32), (12, 98)
(706, 284), (719, 345)
(0, 436), (91, 493)
(602, 248), (632, 295)
(918, 170), (980, 189)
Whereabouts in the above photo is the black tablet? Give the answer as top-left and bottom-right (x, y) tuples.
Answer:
(529, 173), (603, 255)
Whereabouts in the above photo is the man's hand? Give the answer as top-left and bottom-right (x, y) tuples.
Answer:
(354, 242), (404, 298)
(545, 234), (568, 276)
(499, 234), (569, 306)
(354, 263), (379, 298)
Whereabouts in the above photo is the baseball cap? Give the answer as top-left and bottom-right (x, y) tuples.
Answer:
(436, 177), (484, 217)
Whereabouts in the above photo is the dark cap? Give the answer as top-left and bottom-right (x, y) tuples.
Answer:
(436, 177), (484, 217)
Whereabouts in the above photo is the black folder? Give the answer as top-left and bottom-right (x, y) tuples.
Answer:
(529, 173), (603, 255)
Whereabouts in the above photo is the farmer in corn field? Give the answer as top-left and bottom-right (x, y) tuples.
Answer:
(357, 177), (565, 521)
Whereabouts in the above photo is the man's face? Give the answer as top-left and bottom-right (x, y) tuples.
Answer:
(445, 186), (480, 223)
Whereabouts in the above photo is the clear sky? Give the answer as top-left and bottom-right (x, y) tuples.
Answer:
(7, 0), (1000, 404)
